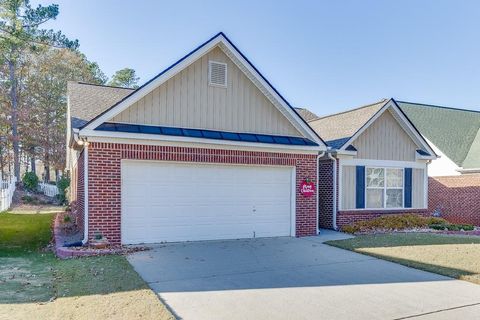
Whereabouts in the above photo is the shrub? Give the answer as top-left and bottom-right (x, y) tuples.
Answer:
(56, 176), (71, 204)
(429, 223), (475, 231)
(22, 172), (39, 192)
(341, 214), (448, 234)
(63, 214), (72, 224)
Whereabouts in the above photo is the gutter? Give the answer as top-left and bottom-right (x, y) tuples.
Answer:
(327, 152), (338, 230)
(457, 168), (480, 174)
(316, 151), (325, 234)
(81, 139), (89, 245)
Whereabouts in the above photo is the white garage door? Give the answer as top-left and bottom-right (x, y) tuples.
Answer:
(121, 160), (294, 244)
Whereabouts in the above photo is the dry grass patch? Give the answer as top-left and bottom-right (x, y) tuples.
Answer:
(326, 233), (480, 285)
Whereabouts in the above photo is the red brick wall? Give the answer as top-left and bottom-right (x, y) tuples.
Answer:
(318, 159), (334, 229)
(337, 209), (429, 228)
(429, 174), (480, 226)
(87, 142), (318, 244)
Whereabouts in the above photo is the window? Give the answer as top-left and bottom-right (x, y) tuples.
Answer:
(208, 61), (227, 87)
(366, 167), (403, 208)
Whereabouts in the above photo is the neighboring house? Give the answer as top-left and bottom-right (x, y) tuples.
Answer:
(397, 102), (480, 226)
(67, 32), (327, 245)
(307, 99), (437, 229)
(397, 101), (480, 176)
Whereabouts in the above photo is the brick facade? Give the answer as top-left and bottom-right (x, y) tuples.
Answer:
(318, 159), (334, 229)
(429, 174), (480, 226)
(69, 151), (85, 232)
(85, 142), (318, 244)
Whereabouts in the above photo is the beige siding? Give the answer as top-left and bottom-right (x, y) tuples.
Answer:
(353, 109), (417, 161)
(341, 166), (356, 210)
(111, 46), (301, 137)
(413, 168), (426, 208)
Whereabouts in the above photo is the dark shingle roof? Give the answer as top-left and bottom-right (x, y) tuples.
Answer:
(398, 101), (480, 169)
(68, 82), (134, 129)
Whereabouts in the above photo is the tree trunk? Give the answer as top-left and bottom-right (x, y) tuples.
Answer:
(44, 152), (50, 182)
(0, 146), (4, 179)
(30, 146), (36, 174)
(8, 59), (20, 182)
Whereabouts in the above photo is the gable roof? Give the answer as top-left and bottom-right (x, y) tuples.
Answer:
(77, 32), (326, 149)
(308, 99), (388, 147)
(398, 101), (480, 169)
(307, 99), (436, 157)
(294, 107), (319, 122)
(68, 82), (134, 129)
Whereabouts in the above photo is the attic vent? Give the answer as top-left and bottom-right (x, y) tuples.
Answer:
(208, 61), (227, 87)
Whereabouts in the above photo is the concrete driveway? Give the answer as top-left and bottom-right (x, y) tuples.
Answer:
(127, 231), (480, 320)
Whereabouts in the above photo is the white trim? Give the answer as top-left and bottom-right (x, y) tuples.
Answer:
(208, 60), (227, 87)
(82, 144), (89, 245)
(457, 168), (480, 174)
(365, 167), (404, 210)
(339, 99), (437, 158)
(339, 158), (427, 169)
(316, 151), (326, 233)
(291, 166), (297, 237)
(336, 149), (357, 156)
(81, 129), (322, 153)
(80, 34), (326, 149)
(338, 159), (429, 211)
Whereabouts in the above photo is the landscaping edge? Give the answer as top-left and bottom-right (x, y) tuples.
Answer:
(53, 212), (125, 259)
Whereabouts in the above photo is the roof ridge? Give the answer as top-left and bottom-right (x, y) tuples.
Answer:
(397, 100), (480, 115)
(310, 99), (388, 123)
(75, 81), (136, 90)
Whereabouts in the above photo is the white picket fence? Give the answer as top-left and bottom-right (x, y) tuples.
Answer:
(38, 182), (60, 197)
(0, 177), (16, 212)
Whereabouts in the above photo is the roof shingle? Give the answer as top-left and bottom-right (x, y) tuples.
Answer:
(398, 101), (480, 168)
(68, 82), (134, 129)
(307, 99), (388, 146)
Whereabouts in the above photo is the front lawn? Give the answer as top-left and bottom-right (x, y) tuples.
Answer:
(0, 212), (174, 320)
(326, 233), (480, 285)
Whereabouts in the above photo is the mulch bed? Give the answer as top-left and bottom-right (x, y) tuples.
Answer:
(53, 212), (147, 259)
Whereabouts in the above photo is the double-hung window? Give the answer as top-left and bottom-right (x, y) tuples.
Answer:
(366, 167), (404, 208)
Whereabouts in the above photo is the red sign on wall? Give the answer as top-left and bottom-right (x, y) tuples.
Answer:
(300, 179), (315, 197)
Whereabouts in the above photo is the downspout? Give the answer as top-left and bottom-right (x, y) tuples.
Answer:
(327, 152), (338, 230)
(82, 140), (89, 245)
(316, 151), (325, 234)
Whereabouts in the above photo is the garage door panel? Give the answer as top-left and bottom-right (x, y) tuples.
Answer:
(121, 161), (293, 244)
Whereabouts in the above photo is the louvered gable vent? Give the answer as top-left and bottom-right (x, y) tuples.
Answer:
(209, 61), (227, 87)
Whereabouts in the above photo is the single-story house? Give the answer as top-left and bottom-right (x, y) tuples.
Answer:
(67, 33), (438, 244)
(306, 100), (437, 228)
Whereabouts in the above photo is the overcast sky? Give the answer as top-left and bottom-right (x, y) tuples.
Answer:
(37, 0), (480, 116)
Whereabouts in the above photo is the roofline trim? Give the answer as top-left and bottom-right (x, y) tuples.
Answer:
(309, 99), (388, 124)
(397, 100), (480, 115)
(79, 32), (327, 149)
(79, 128), (325, 152)
(338, 99), (438, 158)
(72, 81), (137, 91)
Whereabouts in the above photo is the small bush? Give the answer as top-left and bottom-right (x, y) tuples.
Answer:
(22, 172), (39, 192)
(341, 214), (448, 234)
(429, 223), (475, 231)
(63, 214), (72, 224)
(56, 176), (71, 204)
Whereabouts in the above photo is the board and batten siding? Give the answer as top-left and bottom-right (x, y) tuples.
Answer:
(111, 46), (302, 137)
(412, 168), (425, 208)
(352, 110), (417, 161)
(341, 166), (356, 210)
(340, 165), (426, 210)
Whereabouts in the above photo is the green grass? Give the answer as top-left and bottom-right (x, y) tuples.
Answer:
(0, 213), (55, 255)
(326, 233), (480, 284)
(0, 212), (174, 319)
